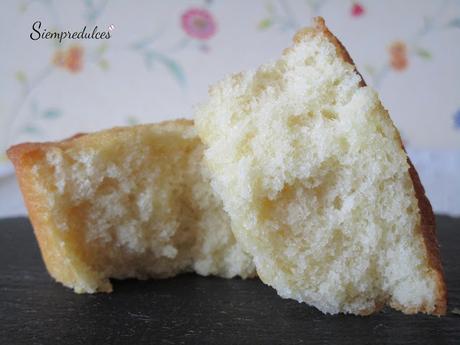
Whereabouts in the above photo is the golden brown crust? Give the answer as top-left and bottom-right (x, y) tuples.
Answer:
(7, 119), (194, 293)
(405, 160), (447, 315)
(293, 17), (446, 315)
(8, 143), (108, 293)
(7, 118), (194, 157)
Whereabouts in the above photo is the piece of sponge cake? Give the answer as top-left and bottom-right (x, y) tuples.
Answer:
(8, 119), (255, 293)
(195, 17), (446, 315)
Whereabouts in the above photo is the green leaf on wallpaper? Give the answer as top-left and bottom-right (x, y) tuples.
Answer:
(265, 2), (274, 14)
(99, 59), (110, 70)
(43, 108), (61, 119)
(160, 57), (186, 86)
(22, 125), (40, 134)
(18, 2), (28, 13)
(126, 116), (139, 125)
(363, 64), (375, 76)
(448, 18), (460, 28)
(0, 153), (8, 163)
(415, 47), (432, 60)
(144, 51), (157, 68)
(258, 18), (272, 29)
(97, 42), (108, 56)
(53, 40), (62, 49)
(15, 71), (27, 84)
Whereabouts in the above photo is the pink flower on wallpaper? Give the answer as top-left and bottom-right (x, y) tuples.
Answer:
(181, 8), (217, 40)
(351, 3), (365, 17)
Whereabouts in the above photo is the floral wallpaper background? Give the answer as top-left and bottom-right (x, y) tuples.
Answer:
(0, 0), (459, 216)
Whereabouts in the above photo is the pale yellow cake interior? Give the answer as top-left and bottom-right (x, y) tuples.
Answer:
(195, 25), (441, 314)
(23, 121), (254, 293)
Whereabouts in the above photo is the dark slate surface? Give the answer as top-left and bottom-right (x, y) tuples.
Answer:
(0, 216), (459, 345)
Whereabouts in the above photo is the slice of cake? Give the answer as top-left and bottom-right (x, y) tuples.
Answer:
(7, 120), (255, 293)
(195, 17), (446, 315)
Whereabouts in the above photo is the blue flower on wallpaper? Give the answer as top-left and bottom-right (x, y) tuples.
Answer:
(454, 109), (460, 129)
